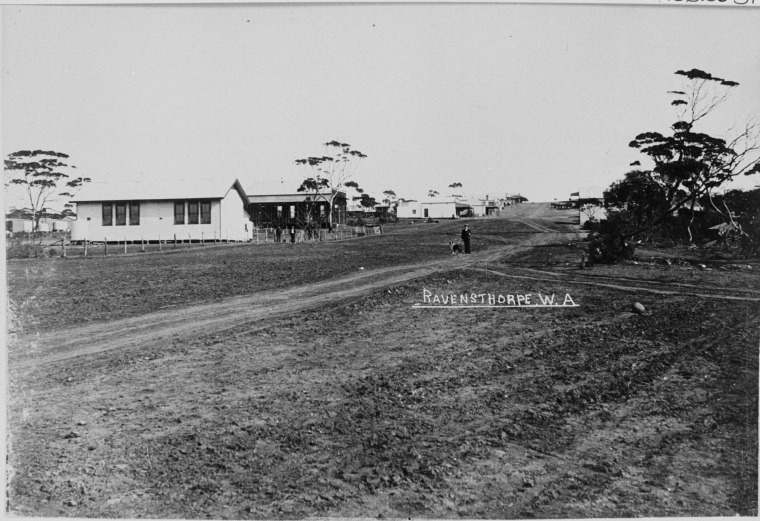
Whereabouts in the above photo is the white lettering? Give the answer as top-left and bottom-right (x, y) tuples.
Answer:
(538, 293), (555, 305)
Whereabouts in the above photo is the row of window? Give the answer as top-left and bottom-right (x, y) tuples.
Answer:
(175, 201), (212, 225)
(101, 201), (212, 226)
(102, 202), (140, 226)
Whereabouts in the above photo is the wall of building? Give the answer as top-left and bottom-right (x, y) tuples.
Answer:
(219, 190), (251, 241)
(396, 202), (421, 219)
(70, 199), (245, 242)
(420, 202), (457, 219)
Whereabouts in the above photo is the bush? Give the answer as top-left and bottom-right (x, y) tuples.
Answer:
(7, 241), (44, 259)
(47, 247), (59, 258)
(587, 211), (638, 263)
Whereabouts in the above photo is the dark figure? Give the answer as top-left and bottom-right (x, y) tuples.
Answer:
(289, 224), (296, 244)
(461, 224), (472, 254)
(275, 225), (282, 243)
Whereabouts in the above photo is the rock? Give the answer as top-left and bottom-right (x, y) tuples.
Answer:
(76, 421), (87, 426)
(359, 267), (365, 270)
(65, 500), (77, 507)
(63, 431), (80, 439)
(632, 302), (645, 314)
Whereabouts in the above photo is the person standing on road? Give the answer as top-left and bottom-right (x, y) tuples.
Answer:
(289, 223), (296, 244)
(275, 225), (282, 243)
(461, 224), (472, 254)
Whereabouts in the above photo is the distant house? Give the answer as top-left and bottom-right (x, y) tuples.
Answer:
(5, 209), (74, 233)
(398, 198), (471, 219)
(396, 200), (420, 219)
(69, 178), (251, 242)
(248, 190), (347, 227)
(505, 194), (528, 205)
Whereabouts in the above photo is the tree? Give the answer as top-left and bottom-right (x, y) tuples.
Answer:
(603, 170), (670, 236)
(428, 190), (439, 198)
(296, 176), (330, 225)
(294, 141), (367, 225)
(4, 150), (86, 232)
(448, 182), (463, 197)
(623, 69), (759, 244)
(357, 193), (376, 210)
(382, 190), (397, 206)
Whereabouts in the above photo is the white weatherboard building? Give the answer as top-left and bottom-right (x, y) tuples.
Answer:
(70, 178), (251, 242)
(397, 198), (471, 219)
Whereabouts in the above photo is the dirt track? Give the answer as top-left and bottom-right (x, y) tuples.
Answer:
(8, 203), (758, 519)
(13, 227), (583, 369)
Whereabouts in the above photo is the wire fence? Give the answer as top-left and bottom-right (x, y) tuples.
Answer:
(6, 224), (385, 260)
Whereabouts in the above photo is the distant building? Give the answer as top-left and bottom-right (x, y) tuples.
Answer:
(70, 178), (250, 242)
(248, 190), (347, 227)
(505, 194), (528, 205)
(5, 209), (75, 233)
(397, 198), (471, 219)
(396, 200), (420, 219)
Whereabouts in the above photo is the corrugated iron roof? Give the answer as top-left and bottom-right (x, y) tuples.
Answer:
(71, 178), (248, 203)
(248, 190), (345, 204)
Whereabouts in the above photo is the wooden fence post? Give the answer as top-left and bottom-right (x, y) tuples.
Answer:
(142, 237), (146, 253)
(62, 238), (67, 258)
(201, 232), (204, 246)
(84, 239), (88, 257)
(174, 234), (177, 249)
(104, 238), (108, 256)
(159, 234), (162, 251)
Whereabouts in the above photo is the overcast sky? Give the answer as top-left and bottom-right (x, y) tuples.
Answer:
(3, 3), (760, 209)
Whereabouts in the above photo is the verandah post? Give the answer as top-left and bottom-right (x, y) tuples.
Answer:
(124, 235), (127, 254)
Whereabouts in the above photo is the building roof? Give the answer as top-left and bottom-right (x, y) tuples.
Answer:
(248, 190), (346, 204)
(71, 178), (248, 204)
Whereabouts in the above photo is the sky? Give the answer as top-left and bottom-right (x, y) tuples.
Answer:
(3, 2), (760, 211)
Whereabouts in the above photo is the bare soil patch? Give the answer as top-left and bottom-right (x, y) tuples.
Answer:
(7, 204), (757, 519)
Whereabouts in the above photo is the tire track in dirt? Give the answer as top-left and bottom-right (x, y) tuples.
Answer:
(466, 266), (760, 302)
(10, 232), (579, 369)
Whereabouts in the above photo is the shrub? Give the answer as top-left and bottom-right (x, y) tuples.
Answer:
(587, 211), (638, 263)
(7, 242), (44, 259)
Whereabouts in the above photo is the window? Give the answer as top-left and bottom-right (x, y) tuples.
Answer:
(188, 201), (199, 224)
(412, 209), (417, 215)
(102, 203), (113, 226)
(115, 203), (127, 226)
(320, 204), (326, 217)
(129, 202), (140, 225)
(277, 205), (283, 220)
(200, 201), (211, 224)
(290, 205), (295, 219)
(174, 202), (185, 224)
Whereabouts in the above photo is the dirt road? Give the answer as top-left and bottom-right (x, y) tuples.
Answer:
(12, 226), (582, 369)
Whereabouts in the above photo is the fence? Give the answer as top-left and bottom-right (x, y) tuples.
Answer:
(7, 224), (384, 259)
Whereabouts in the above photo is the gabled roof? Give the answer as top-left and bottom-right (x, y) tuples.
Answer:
(71, 178), (248, 204)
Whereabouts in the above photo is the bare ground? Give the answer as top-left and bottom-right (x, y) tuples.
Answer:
(6, 203), (758, 519)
